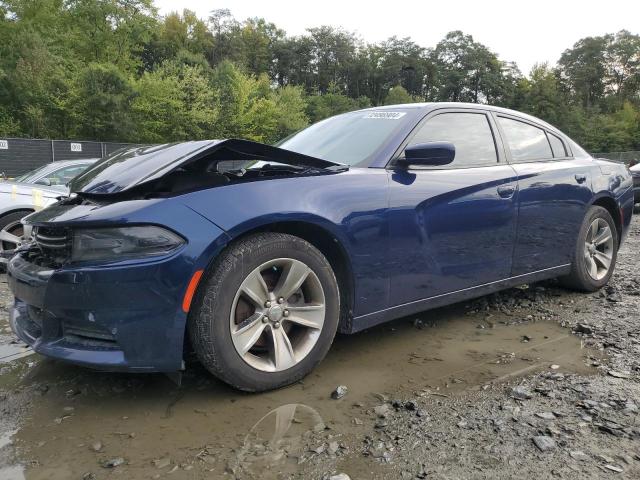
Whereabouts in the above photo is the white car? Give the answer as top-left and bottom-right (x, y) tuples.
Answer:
(0, 159), (97, 258)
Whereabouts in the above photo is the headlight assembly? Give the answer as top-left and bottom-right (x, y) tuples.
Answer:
(71, 226), (185, 263)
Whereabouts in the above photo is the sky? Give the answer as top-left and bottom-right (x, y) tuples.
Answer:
(155, 0), (639, 76)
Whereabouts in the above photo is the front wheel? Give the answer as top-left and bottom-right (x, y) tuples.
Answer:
(188, 233), (340, 392)
(560, 206), (618, 292)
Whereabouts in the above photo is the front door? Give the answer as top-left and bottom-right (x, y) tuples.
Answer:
(387, 110), (519, 307)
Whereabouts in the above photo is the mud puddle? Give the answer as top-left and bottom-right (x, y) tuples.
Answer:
(0, 298), (599, 480)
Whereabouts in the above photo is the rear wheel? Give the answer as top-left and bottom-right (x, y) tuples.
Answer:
(560, 206), (618, 292)
(189, 233), (340, 392)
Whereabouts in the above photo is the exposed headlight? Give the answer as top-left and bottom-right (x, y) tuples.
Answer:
(71, 226), (185, 263)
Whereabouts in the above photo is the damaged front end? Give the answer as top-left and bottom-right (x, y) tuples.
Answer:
(5, 139), (344, 372)
(68, 138), (345, 199)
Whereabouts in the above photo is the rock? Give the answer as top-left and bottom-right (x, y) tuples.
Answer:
(622, 401), (638, 414)
(331, 385), (348, 400)
(374, 419), (388, 429)
(374, 404), (392, 418)
(550, 364), (560, 370)
(311, 445), (326, 454)
(574, 323), (593, 334)
(608, 370), (632, 379)
(532, 436), (556, 452)
(404, 400), (418, 411)
(328, 441), (340, 455)
(604, 464), (624, 473)
(329, 474), (351, 480)
(569, 451), (589, 462)
(152, 458), (171, 469)
(535, 412), (556, 420)
(103, 457), (125, 468)
(352, 418), (363, 425)
(82, 473), (96, 480)
(416, 409), (429, 418)
(90, 441), (103, 452)
(511, 386), (533, 400)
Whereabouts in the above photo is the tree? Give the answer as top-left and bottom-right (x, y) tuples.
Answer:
(132, 62), (217, 142)
(384, 85), (415, 105)
(558, 36), (609, 108)
(430, 31), (515, 104)
(70, 63), (136, 140)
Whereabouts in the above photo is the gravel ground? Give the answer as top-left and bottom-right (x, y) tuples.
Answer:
(0, 217), (638, 480)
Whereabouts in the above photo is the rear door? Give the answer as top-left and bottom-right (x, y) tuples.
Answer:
(493, 114), (594, 275)
(387, 109), (519, 306)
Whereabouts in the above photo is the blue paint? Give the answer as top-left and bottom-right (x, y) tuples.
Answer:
(7, 103), (635, 373)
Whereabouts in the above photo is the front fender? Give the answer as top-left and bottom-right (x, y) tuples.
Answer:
(180, 170), (391, 316)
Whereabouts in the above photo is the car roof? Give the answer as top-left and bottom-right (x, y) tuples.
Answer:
(358, 102), (565, 136)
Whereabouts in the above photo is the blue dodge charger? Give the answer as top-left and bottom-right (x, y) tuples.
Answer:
(7, 103), (635, 391)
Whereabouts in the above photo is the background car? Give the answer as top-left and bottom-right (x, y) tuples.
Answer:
(0, 159), (98, 257)
(630, 161), (640, 211)
(7, 103), (635, 392)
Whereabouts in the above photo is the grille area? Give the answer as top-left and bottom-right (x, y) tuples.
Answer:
(25, 226), (72, 268)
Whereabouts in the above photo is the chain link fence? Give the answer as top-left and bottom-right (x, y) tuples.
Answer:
(591, 151), (640, 166)
(0, 138), (134, 177)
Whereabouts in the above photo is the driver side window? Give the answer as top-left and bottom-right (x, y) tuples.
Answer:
(407, 112), (498, 167)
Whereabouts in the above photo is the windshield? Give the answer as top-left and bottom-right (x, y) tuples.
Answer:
(277, 110), (412, 166)
(15, 164), (50, 183)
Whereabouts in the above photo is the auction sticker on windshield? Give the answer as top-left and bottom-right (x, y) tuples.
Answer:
(363, 111), (406, 120)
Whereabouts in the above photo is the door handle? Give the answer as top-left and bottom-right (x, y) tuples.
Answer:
(575, 173), (587, 184)
(497, 185), (516, 198)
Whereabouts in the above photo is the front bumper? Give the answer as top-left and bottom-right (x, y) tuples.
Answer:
(8, 251), (193, 372)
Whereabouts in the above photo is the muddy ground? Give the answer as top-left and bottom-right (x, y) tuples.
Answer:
(0, 217), (639, 480)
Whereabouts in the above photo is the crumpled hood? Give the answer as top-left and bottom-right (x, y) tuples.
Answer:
(69, 139), (340, 195)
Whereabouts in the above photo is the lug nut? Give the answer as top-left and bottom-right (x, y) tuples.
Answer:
(273, 321), (281, 329)
(277, 297), (284, 304)
(262, 316), (269, 323)
(265, 301), (271, 308)
(283, 310), (289, 317)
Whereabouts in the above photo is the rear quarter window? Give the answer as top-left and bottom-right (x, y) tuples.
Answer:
(547, 133), (567, 158)
(498, 117), (553, 162)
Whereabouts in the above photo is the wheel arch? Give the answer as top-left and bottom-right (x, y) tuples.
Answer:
(0, 207), (35, 221)
(590, 194), (622, 243)
(228, 220), (355, 334)
(191, 218), (356, 336)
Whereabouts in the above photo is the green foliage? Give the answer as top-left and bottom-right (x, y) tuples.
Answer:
(384, 85), (415, 105)
(0, 0), (637, 153)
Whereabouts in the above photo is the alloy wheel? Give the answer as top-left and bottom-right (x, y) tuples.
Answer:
(229, 258), (326, 372)
(0, 220), (24, 254)
(584, 218), (614, 281)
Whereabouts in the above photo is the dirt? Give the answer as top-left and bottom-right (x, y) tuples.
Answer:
(0, 217), (639, 480)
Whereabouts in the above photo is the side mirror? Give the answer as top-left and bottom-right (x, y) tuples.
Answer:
(36, 178), (51, 186)
(400, 142), (455, 167)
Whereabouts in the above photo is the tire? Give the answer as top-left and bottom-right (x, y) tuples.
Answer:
(188, 232), (340, 392)
(559, 206), (618, 292)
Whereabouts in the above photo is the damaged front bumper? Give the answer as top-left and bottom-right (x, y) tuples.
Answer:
(6, 200), (229, 373)
(7, 251), (190, 371)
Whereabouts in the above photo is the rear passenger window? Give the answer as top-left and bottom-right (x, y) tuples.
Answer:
(498, 117), (553, 161)
(547, 133), (567, 158)
(408, 112), (497, 167)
